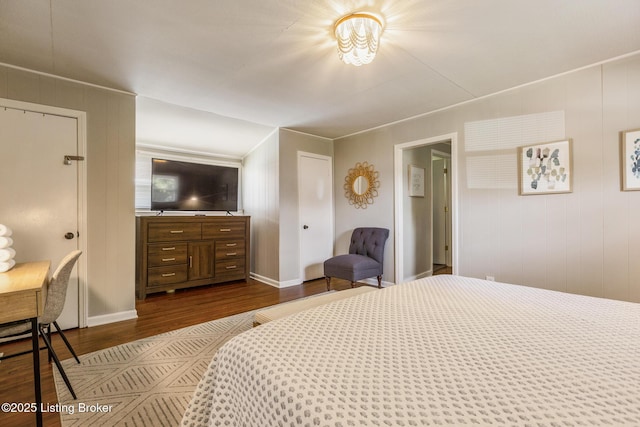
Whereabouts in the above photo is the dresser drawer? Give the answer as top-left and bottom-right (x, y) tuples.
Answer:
(215, 258), (245, 279)
(215, 240), (245, 259)
(148, 243), (188, 267)
(148, 223), (201, 242)
(147, 265), (188, 287)
(202, 221), (246, 239)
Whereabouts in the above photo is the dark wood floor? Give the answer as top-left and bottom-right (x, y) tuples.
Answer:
(0, 268), (453, 426)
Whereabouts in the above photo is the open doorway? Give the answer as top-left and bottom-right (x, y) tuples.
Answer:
(393, 133), (458, 284)
(431, 150), (452, 275)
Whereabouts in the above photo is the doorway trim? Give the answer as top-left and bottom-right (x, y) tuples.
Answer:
(393, 132), (459, 285)
(0, 97), (88, 328)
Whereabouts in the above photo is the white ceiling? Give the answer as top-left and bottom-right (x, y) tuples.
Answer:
(2, 0), (640, 158)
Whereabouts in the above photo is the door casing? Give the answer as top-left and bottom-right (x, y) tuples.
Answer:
(394, 133), (459, 285)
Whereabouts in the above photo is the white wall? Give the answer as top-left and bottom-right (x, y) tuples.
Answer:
(335, 53), (640, 303)
(402, 145), (431, 279)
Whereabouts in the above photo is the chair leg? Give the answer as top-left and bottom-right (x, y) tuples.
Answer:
(377, 275), (382, 288)
(52, 321), (80, 364)
(47, 324), (52, 363)
(39, 324), (77, 400)
(325, 277), (331, 291)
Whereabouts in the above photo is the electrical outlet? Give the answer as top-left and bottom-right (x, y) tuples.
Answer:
(485, 275), (495, 281)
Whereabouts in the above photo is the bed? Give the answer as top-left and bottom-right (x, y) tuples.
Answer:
(182, 275), (640, 426)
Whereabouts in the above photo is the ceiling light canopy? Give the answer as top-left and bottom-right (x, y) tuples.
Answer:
(334, 12), (383, 66)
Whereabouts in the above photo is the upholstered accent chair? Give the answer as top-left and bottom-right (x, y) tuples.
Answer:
(324, 227), (389, 290)
(0, 250), (82, 399)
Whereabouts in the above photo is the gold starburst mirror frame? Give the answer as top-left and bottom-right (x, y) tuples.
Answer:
(344, 161), (380, 209)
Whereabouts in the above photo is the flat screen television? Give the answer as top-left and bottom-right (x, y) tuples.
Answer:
(150, 158), (238, 212)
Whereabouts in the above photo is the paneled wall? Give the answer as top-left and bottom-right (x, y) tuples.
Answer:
(243, 128), (333, 287)
(335, 53), (640, 302)
(243, 130), (280, 284)
(0, 65), (137, 322)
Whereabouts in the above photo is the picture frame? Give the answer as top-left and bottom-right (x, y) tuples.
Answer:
(408, 165), (425, 197)
(621, 128), (640, 191)
(517, 139), (572, 195)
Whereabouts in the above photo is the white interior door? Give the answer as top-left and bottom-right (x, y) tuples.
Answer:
(298, 152), (333, 281)
(0, 106), (80, 329)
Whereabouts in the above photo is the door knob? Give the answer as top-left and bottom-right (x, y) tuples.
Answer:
(64, 232), (75, 240)
(303, 225), (309, 229)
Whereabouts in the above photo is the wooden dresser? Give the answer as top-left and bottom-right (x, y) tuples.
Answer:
(136, 216), (250, 299)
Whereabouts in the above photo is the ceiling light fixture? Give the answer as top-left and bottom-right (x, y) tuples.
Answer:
(334, 12), (383, 66)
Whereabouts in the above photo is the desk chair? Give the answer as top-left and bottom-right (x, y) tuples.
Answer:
(0, 250), (82, 399)
(324, 227), (389, 290)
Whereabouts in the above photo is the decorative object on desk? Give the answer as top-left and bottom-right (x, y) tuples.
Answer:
(408, 164), (425, 197)
(344, 161), (380, 209)
(517, 139), (573, 195)
(0, 224), (15, 272)
(621, 128), (640, 191)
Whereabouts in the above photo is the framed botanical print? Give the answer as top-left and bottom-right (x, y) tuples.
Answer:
(621, 128), (640, 191)
(518, 139), (572, 195)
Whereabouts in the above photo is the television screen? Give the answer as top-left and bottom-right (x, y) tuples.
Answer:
(150, 158), (238, 211)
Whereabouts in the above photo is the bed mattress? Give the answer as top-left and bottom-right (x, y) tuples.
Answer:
(182, 275), (640, 426)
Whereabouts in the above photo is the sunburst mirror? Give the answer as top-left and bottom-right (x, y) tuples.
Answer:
(344, 161), (380, 209)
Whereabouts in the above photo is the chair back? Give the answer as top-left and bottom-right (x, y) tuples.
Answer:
(348, 228), (389, 265)
(41, 250), (82, 325)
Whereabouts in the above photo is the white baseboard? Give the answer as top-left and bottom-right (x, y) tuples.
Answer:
(252, 273), (397, 289)
(251, 273), (301, 288)
(87, 310), (138, 327)
(360, 277), (396, 288)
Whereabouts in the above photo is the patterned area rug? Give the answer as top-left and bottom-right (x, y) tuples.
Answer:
(53, 310), (256, 426)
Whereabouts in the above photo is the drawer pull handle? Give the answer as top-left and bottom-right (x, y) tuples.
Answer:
(162, 247), (176, 251)
(225, 265), (237, 270)
(161, 273), (176, 277)
(220, 228), (231, 232)
(226, 243), (237, 247)
(162, 257), (176, 262)
(226, 252), (237, 256)
(170, 230), (184, 234)
(189, 256), (193, 268)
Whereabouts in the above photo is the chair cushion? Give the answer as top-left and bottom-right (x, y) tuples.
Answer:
(324, 254), (382, 282)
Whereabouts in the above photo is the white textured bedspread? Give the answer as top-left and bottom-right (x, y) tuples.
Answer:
(182, 275), (640, 426)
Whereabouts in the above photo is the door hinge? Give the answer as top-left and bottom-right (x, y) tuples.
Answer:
(64, 155), (85, 165)
(444, 206), (448, 212)
(445, 245), (449, 251)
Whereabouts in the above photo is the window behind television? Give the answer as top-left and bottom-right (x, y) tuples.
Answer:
(150, 158), (238, 211)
